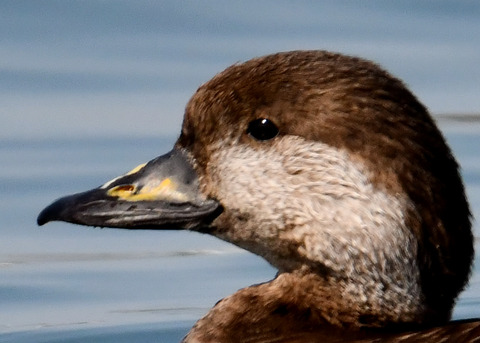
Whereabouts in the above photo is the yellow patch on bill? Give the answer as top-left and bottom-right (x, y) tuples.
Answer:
(107, 184), (136, 198)
(107, 178), (188, 202)
(126, 163), (147, 176)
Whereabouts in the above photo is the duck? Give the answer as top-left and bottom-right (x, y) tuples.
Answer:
(37, 50), (478, 342)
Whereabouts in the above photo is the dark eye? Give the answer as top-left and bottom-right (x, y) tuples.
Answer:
(246, 118), (279, 141)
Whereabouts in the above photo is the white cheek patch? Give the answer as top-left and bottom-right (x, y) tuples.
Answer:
(210, 136), (422, 316)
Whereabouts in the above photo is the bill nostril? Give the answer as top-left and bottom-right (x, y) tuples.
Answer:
(108, 184), (136, 198)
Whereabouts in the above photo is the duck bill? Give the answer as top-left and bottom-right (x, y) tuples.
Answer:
(37, 148), (221, 231)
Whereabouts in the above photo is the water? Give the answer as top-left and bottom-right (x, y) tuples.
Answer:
(1, 1), (479, 141)
(1, 1), (479, 341)
(0, 118), (479, 342)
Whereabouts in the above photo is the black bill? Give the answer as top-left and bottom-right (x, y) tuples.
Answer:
(37, 148), (221, 230)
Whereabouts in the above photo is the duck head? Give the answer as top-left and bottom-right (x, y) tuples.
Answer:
(38, 51), (473, 331)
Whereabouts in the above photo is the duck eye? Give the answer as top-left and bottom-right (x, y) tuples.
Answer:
(246, 118), (279, 141)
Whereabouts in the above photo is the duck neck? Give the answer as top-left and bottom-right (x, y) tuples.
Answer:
(183, 269), (427, 343)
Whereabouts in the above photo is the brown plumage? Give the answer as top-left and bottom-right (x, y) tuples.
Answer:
(38, 50), (476, 342)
